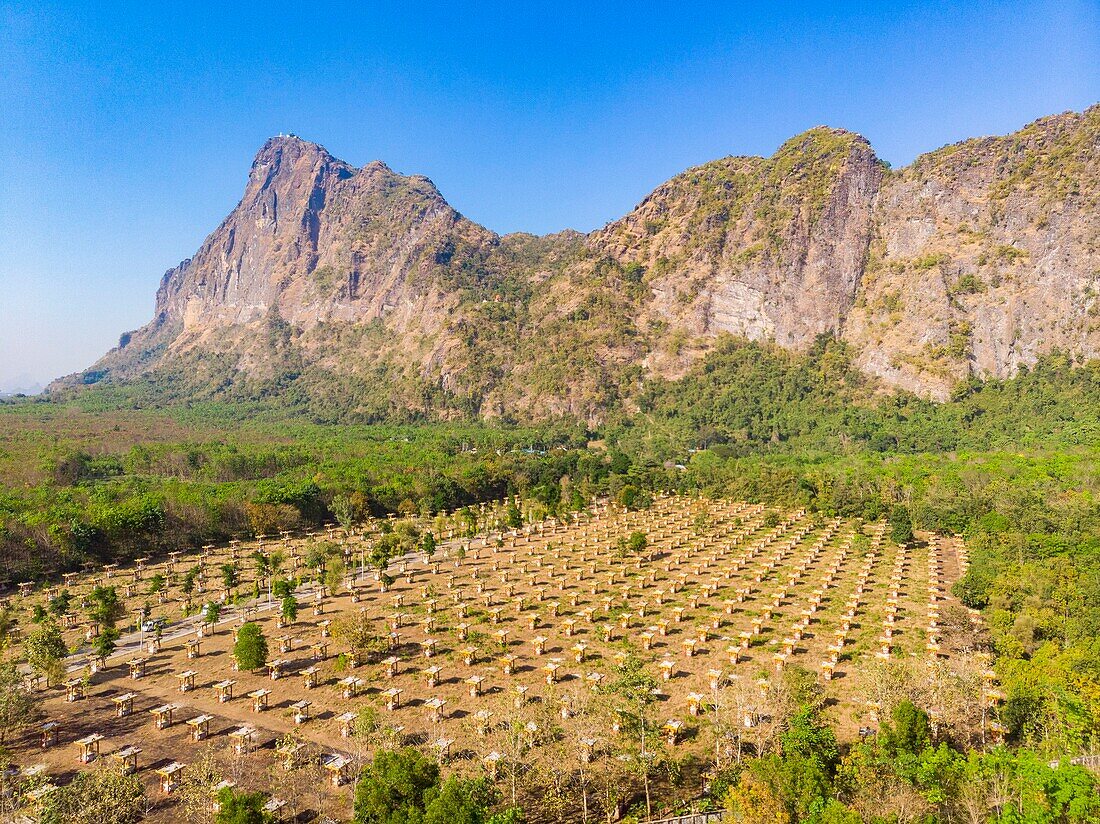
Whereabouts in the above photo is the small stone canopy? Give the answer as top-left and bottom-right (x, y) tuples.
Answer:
(291, 700), (311, 722)
(64, 679), (84, 702)
(248, 689), (271, 711)
(24, 784), (58, 809)
(41, 721), (59, 748)
(338, 676), (365, 697)
(113, 692), (136, 717)
(424, 697), (446, 721)
(263, 797), (288, 817)
(156, 762), (185, 793)
(186, 714), (214, 740)
(111, 745), (141, 773)
(322, 753), (351, 786)
(75, 733), (104, 763)
(149, 704), (178, 729)
(213, 680), (236, 702)
(337, 711), (358, 737)
(177, 670), (197, 691)
(298, 665), (319, 688)
(382, 687), (403, 709)
(229, 725), (257, 753)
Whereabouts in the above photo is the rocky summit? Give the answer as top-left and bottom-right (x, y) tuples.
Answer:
(59, 106), (1100, 418)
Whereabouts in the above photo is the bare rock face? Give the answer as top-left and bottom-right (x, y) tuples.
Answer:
(844, 107), (1100, 399)
(595, 128), (883, 348)
(66, 106), (1100, 416)
(91, 135), (497, 387)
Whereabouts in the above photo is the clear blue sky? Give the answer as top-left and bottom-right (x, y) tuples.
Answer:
(1, 1), (1097, 392)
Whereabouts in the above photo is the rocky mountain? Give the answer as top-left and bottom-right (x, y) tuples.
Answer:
(59, 106), (1100, 418)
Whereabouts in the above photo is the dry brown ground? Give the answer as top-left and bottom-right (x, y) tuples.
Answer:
(6, 496), (975, 822)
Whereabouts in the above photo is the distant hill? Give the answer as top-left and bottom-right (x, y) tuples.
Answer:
(53, 106), (1100, 421)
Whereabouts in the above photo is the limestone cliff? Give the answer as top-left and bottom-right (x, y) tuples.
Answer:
(62, 106), (1100, 418)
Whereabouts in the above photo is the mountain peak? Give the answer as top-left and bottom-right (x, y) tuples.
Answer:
(59, 106), (1100, 413)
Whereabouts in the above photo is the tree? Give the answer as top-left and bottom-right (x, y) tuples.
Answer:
(0, 659), (40, 744)
(92, 625), (121, 661)
(281, 595), (298, 624)
(331, 493), (356, 531)
(88, 586), (125, 627)
(333, 610), (384, 663)
(421, 531), (437, 558)
(24, 620), (68, 686)
(353, 747), (505, 824)
(354, 747), (440, 824)
(216, 787), (274, 824)
(608, 655), (662, 818)
(181, 567), (200, 596)
(423, 776), (499, 824)
(233, 622), (268, 671)
(0, 606), (15, 651)
(48, 589), (72, 617)
(325, 557), (347, 595)
(725, 771), (790, 824)
(221, 563), (239, 591)
(615, 531), (647, 558)
(505, 502), (523, 529)
(39, 765), (146, 824)
(889, 504), (914, 545)
(204, 601), (222, 627)
(881, 699), (931, 756)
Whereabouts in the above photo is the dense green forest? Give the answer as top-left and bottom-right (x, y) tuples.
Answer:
(4, 336), (1100, 818)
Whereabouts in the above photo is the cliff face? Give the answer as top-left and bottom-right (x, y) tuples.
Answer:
(594, 128), (883, 348)
(66, 106), (1100, 417)
(845, 107), (1100, 399)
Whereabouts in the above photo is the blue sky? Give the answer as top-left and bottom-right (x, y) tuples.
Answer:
(1, 1), (1097, 392)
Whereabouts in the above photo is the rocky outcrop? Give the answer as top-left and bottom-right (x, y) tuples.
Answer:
(595, 128), (883, 348)
(62, 106), (1100, 416)
(844, 107), (1100, 398)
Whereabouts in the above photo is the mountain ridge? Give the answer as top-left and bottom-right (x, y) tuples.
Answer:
(56, 105), (1100, 419)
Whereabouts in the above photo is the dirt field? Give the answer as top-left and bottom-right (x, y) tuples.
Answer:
(4, 496), (981, 822)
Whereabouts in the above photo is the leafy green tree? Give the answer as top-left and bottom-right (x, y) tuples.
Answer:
(204, 601), (222, 626)
(92, 625), (121, 661)
(615, 530), (647, 558)
(280, 595), (298, 624)
(354, 747), (440, 824)
(24, 620), (68, 686)
(781, 706), (840, 774)
(215, 786), (273, 824)
(88, 586), (125, 627)
(880, 699), (931, 756)
(181, 566), (200, 596)
(221, 563), (239, 591)
(505, 502), (523, 529)
(608, 655), (662, 818)
(233, 622), (268, 671)
(423, 776), (499, 824)
(331, 493), (356, 530)
(421, 531), (437, 558)
(47, 590), (72, 617)
(889, 504), (914, 545)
